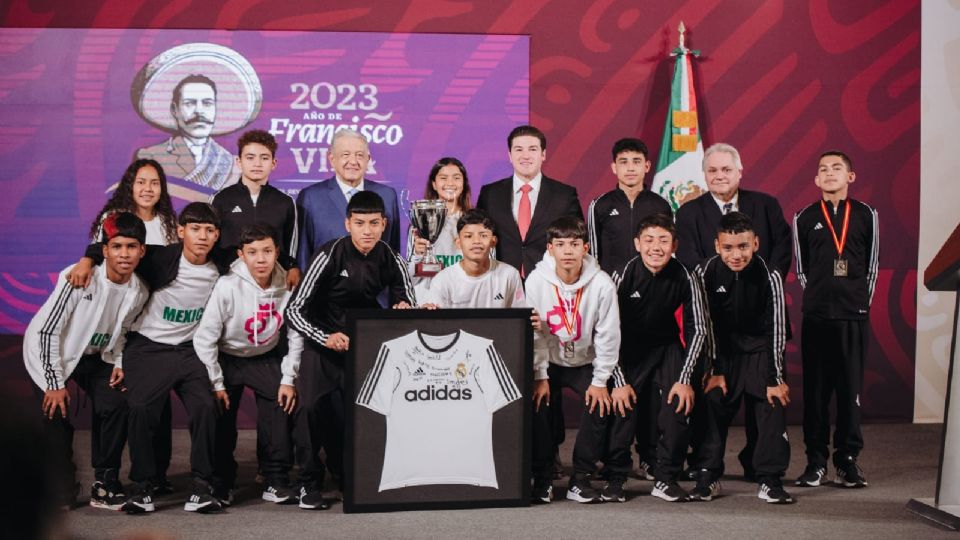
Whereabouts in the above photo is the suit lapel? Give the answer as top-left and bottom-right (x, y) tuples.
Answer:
(325, 178), (348, 216)
(527, 178), (556, 236)
(494, 179), (522, 243)
(737, 190), (755, 218)
(702, 193), (723, 221)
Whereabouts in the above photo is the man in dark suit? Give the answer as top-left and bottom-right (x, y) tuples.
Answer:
(476, 125), (583, 276)
(675, 143), (791, 276)
(675, 142), (792, 481)
(296, 128), (401, 267)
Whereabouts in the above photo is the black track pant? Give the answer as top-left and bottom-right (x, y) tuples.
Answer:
(295, 344), (345, 488)
(801, 315), (867, 468)
(532, 363), (609, 482)
(609, 343), (691, 482)
(697, 351), (790, 482)
(34, 354), (128, 490)
(214, 350), (294, 490)
(687, 369), (759, 475)
(154, 397), (172, 482)
(123, 333), (217, 486)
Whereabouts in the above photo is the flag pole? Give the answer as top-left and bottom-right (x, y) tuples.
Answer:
(651, 21), (706, 209)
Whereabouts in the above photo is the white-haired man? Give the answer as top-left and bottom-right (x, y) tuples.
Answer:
(295, 129), (401, 265)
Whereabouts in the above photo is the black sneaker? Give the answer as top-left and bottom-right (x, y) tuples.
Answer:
(262, 483), (296, 504)
(636, 461), (655, 481)
(758, 482), (795, 504)
(298, 486), (330, 510)
(532, 480), (553, 504)
(836, 458), (868, 488)
(566, 476), (601, 503)
(689, 478), (721, 501)
(90, 480), (125, 510)
(212, 486), (234, 507)
(600, 477), (626, 502)
(651, 480), (689, 502)
(184, 484), (222, 513)
(122, 487), (155, 514)
(795, 464), (827, 487)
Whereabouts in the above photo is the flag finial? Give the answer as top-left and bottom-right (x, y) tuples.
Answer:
(678, 21), (686, 50)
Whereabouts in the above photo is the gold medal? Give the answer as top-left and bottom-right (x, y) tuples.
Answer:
(834, 258), (848, 277)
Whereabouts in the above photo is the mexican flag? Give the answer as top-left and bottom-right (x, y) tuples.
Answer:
(651, 45), (707, 210)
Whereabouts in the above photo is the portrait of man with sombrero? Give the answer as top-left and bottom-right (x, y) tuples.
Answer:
(131, 43), (262, 201)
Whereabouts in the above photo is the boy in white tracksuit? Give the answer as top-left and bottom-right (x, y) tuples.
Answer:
(524, 216), (620, 504)
(193, 224), (303, 505)
(23, 212), (149, 510)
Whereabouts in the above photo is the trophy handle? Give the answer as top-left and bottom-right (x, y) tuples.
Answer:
(399, 188), (413, 219)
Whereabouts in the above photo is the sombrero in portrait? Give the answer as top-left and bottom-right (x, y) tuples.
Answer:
(131, 42), (262, 136)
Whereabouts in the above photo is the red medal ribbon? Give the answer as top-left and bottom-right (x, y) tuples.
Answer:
(553, 286), (583, 340)
(819, 200), (851, 257)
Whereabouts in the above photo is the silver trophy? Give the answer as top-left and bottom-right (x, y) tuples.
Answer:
(409, 199), (448, 277)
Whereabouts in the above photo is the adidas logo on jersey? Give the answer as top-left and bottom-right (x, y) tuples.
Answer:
(231, 206), (243, 213)
(716, 285), (727, 293)
(609, 208), (620, 216)
(340, 269), (349, 277)
(813, 222), (823, 230)
(494, 292), (504, 300)
(82, 293), (93, 301)
(630, 291), (641, 298)
(404, 384), (473, 402)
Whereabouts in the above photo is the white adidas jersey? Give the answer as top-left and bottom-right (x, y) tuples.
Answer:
(421, 260), (527, 309)
(356, 330), (520, 491)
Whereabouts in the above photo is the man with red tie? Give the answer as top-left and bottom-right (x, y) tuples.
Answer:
(476, 125), (583, 277)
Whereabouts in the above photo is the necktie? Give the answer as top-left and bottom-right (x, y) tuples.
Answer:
(518, 184), (533, 240)
(723, 202), (733, 215)
(347, 187), (359, 201)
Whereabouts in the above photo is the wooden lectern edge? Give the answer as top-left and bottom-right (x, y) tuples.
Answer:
(925, 221), (960, 292)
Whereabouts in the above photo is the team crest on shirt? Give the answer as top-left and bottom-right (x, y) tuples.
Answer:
(454, 362), (468, 381)
(244, 301), (282, 344)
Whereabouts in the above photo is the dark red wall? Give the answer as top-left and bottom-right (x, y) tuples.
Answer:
(2, 0), (920, 421)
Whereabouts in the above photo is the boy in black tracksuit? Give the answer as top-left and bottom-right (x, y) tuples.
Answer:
(85, 203), (228, 514)
(588, 137), (673, 275)
(675, 143), (792, 480)
(605, 213), (707, 503)
(212, 130), (301, 290)
(695, 212), (794, 504)
(285, 191), (415, 510)
(587, 138), (672, 481)
(793, 151), (878, 489)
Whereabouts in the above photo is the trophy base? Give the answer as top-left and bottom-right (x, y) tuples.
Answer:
(415, 262), (443, 277)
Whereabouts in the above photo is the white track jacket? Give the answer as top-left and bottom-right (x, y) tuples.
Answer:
(23, 264), (148, 391)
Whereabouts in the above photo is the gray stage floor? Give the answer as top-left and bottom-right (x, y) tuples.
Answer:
(63, 424), (957, 539)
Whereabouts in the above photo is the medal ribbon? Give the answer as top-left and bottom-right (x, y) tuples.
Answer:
(819, 200), (851, 257)
(553, 286), (583, 340)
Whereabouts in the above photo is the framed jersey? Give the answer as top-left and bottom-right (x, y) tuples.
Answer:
(344, 309), (533, 513)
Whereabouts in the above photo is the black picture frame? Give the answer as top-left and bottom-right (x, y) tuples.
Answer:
(343, 308), (533, 513)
